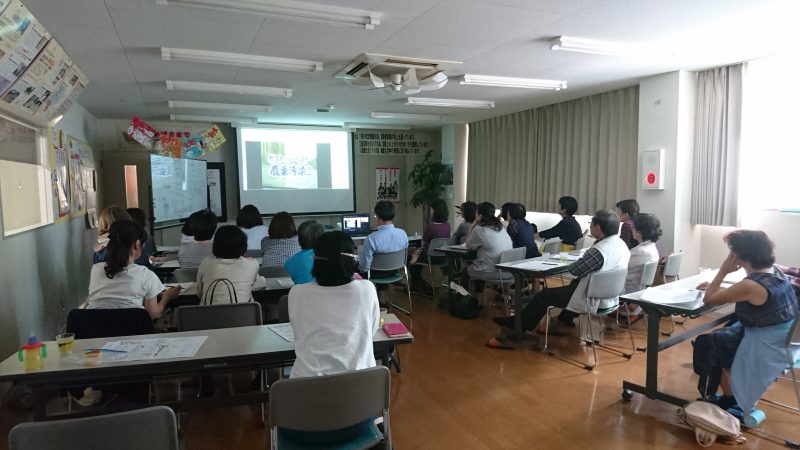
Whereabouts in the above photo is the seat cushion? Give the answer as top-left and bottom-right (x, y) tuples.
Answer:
(369, 274), (403, 284)
(277, 420), (382, 450)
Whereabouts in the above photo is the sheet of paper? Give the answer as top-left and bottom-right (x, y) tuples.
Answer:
(549, 252), (580, 262)
(639, 287), (703, 304)
(266, 323), (294, 342)
(100, 336), (208, 361)
(448, 243), (467, 250)
(512, 260), (568, 272)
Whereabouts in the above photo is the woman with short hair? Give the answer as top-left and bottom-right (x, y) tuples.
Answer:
(261, 211), (301, 267)
(177, 210), (218, 268)
(284, 220), (326, 284)
(196, 225), (266, 304)
(237, 204), (267, 250)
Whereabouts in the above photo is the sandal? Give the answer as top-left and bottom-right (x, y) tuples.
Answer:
(535, 322), (566, 336)
(620, 314), (643, 328)
(485, 337), (516, 350)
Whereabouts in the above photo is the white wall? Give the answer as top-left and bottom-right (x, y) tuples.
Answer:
(0, 103), (100, 357)
(637, 71), (701, 277)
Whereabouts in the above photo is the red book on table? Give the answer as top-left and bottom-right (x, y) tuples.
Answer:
(382, 322), (410, 337)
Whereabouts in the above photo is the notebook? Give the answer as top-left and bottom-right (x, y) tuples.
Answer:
(382, 322), (410, 337)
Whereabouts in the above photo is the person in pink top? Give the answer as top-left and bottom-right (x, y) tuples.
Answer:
(410, 199), (451, 294)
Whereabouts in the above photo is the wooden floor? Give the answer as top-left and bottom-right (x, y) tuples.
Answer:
(2, 285), (799, 449)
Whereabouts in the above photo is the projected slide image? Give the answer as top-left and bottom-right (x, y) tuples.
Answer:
(260, 141), (317, 189)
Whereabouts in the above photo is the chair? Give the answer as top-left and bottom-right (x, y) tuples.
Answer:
(173, 267), (198, 283)
(268, 366), (391, 450)
(174, 302), (262, 331)
(260, 265), (291, 279)
(174, 303), (264, 399)
(662, 252), (686, 333)
(617, 261), (658, 338)
(542, 240), (561, 255)
(761, 314), (800, 413)
(278, 294), (289, 323)
(368, 249), (412, 315)
(9, 406), (179, 450)
(544, 268), (635, 370)
(414, 236), (454, 297)
(468, 247), (526, 313)
(67, 308), (155, 339)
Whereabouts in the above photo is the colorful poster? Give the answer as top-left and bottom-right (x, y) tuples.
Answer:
(2, 39), (70, 113)
(376, 167), (400, 202)
(126, 116), (157, 150)
(200, 124), (225, 152)
(182, 135), (204, 159)
(156, 133), (182, 158)
(0, 0), (51, 95)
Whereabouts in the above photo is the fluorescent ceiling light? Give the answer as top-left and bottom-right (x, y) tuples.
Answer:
(406, 97), (495, 109)
(166, 80), (292, 97)
(161, 47), (323, 72)
(170, 114), (257, 124)
(344, 122), (411, 130)
(156, 0), (381, 30)
(550, 36), (638, 58)
(460, 74), (567, 91)
(168, 100), (271, 112)
(371, 112), (445, 121)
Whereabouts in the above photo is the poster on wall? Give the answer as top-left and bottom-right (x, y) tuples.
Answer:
(354, 131), (435, 156)
(48, 128), (70, 221)
(376, 167), (400, 202)
(0, 0), (51, 95)
(65, 135), (94, 218)
(1, 39), (70, 114)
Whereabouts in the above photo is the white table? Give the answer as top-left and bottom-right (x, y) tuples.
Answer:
(0, 315), (412, 420)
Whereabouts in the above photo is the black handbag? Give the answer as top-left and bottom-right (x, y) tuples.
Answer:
(202, 278), (238, 305)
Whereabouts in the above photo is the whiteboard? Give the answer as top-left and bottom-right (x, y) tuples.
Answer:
(150, 154), (207, 223)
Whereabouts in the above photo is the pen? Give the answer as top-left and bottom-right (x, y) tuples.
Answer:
(541, 262), (558, 265)
(83, 348), (128, 353)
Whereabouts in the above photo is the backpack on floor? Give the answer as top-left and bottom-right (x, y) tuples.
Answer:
(449, 294), (481, 319)
(677, 401), (746, 447)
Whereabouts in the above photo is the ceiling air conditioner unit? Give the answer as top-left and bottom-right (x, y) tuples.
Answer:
(334, 53), (461, 95)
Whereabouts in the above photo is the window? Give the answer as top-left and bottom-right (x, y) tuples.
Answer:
(739, 52), (800, 213)
(0, 114), (52, 236)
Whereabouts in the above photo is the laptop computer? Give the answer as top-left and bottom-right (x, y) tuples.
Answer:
(341, 213), (371, 236)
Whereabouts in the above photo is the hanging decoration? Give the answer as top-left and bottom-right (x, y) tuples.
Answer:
(124, 116), (226, 158)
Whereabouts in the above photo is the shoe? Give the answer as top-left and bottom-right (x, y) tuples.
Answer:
(492, 315), (515, 329)
(485, 337), (516, 350)
(535, 321), (566, 336)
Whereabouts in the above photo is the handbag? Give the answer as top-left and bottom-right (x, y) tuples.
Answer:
(677, 401), (746, 447)
(202, 278), (238, 305)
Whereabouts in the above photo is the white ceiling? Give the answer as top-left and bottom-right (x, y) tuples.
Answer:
(22, 0), (800, 127)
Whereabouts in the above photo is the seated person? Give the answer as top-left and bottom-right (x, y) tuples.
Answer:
(284, 220), (325, 285)
(237, 204), (267, 251)
(177, 210), (217, 268)
(127, 207), (157, 268)
(536, 196), (583, 250)
(359, 201), (409, 278)
(180, 210), (203, 244)
(93, 206), (131, 264)
(86, 221), (181, 319)
(489, 209), (630, 348)
(261, 211), (301, 267)
(196, 225), (266, 304)
(453, 201), (477, 245)
(410, 198), (451, 293)
(289, 231), (380, 378)
(776, 264), (800, 298)
(615, 199), (640, 249)
(695, 230), (798, 411)
(462, 202), (513, 294)
(620, 213), (662, 322)
(503, 203), (540, 259)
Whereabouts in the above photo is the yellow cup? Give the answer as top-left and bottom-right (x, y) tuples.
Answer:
(56, 333), (75, 356)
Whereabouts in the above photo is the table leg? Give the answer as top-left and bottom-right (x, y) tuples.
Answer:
(644, 310), (662, 398)
(512, 272), (524, 340)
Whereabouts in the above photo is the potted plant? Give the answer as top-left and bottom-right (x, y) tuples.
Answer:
(408, 150), (448, 227)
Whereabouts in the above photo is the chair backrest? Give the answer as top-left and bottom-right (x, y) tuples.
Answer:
(66, 309), (154, 339)
(499, 247), (527, 264)
(269, 366), (390, 432)
(259, 265), (290, 278)
(244, 249), (261, 258)
(369, 249), (408, 272)
(174, 302), (262, 331)
(663, 252), (683, 278)
(586, 268), (628, 300)
(173, 267), (198, 283)
(543, 240), (561, 255)
(9, 406), (178, 450)
(639, 261), (658, 289)
(787, 313), (800, 347)
(278, 294), (289, 323)
(427, 237), (454, 258)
